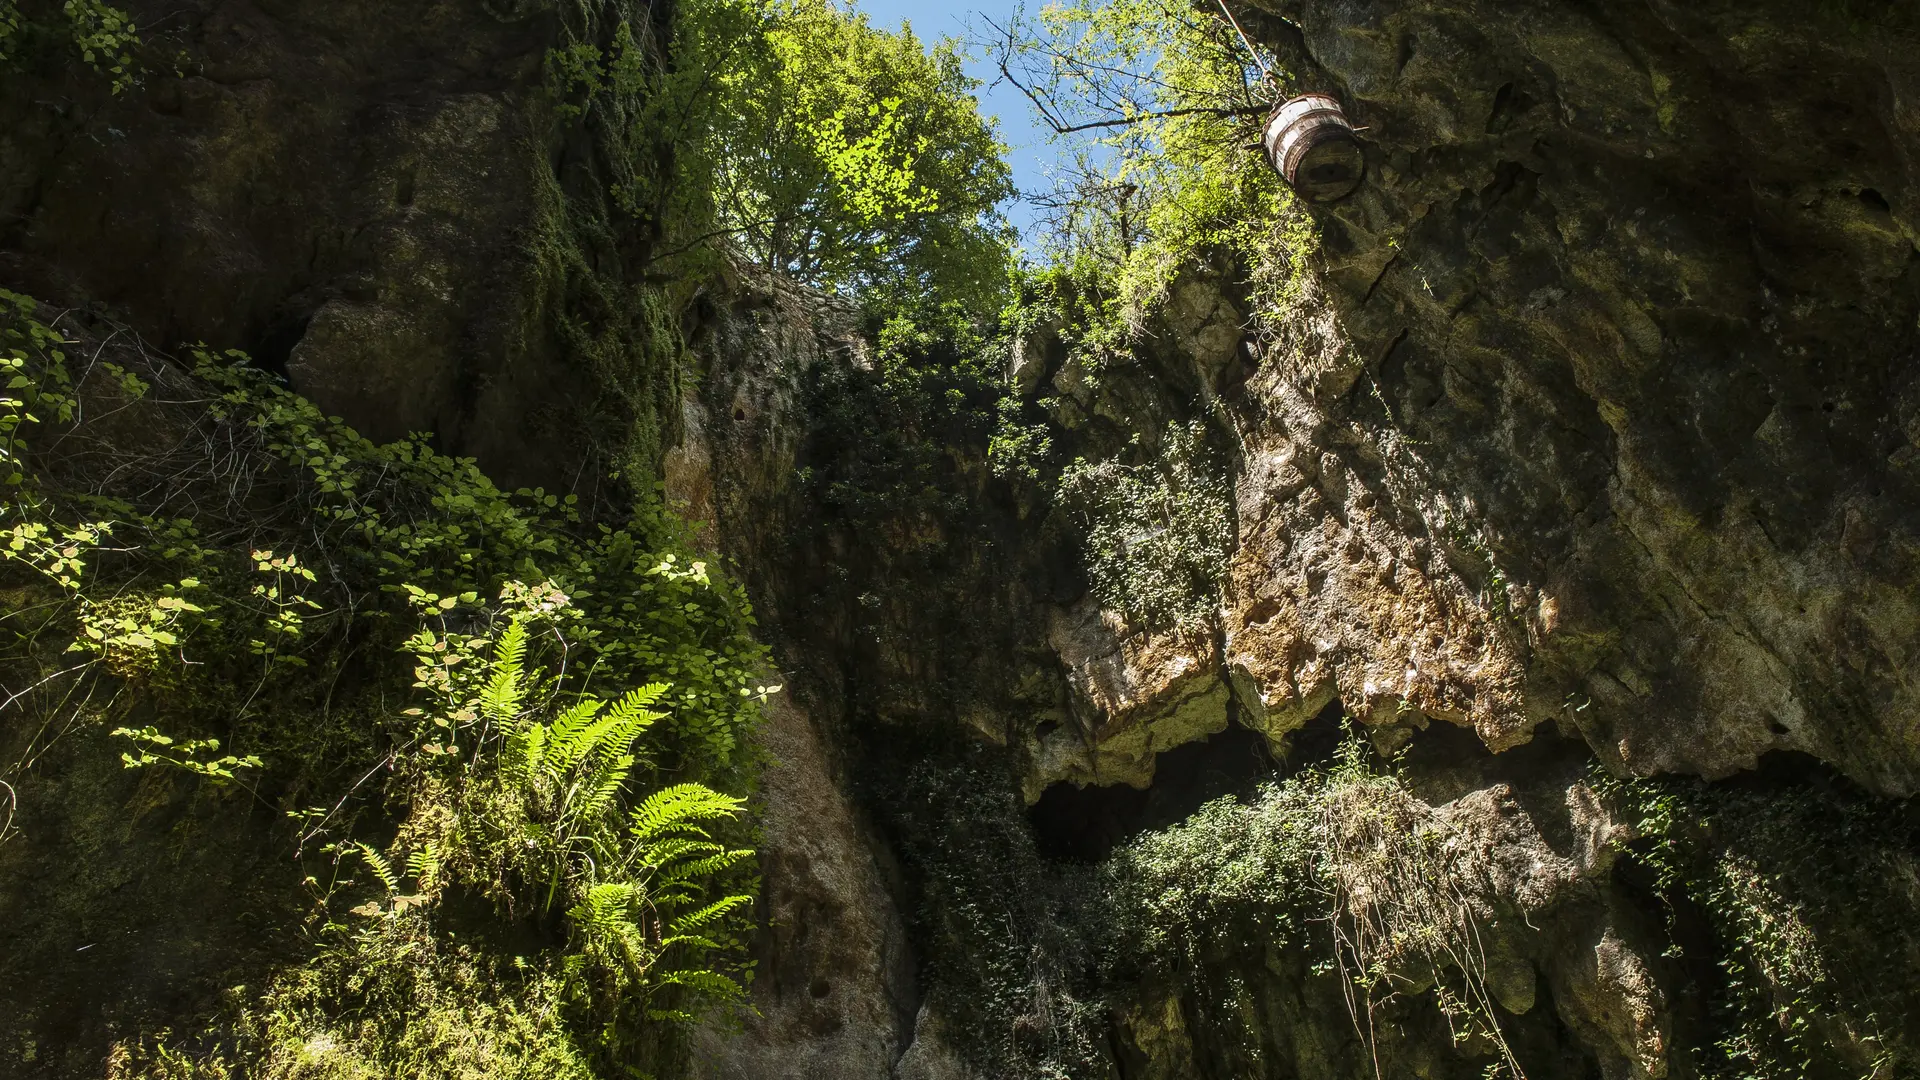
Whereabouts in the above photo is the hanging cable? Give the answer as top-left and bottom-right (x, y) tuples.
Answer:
(1215, 0), (1281, 92)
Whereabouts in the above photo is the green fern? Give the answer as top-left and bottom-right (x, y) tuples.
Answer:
(358, 843), (401, 894)
(628, 783), (746, 843)
(405, 843), (441, 892)
(502, 681), (673, 914)
(449, 613), (756, 1026)
(480, 617), (530, 724)
(644, 968), (750, 1022)
(570, 883), (644, 942)
(667, 894), (751, 934)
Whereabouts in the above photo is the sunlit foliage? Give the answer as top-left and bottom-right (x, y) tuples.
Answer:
(992, 0), (1292, 319)
(668, 0), (1015, 310)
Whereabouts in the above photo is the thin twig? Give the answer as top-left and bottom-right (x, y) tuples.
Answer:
(299, 750), (398, 853)
(1214, 0), (1280, 91)
(0, 659), (96, 715)
(1037, 103), (1266, 135)
(0, 779), (17, 846)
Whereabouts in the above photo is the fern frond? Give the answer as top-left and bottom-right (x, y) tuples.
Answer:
(597, 683), (666, 767)
(576, 753), (636, 823)
(602, 682), (669, 731)
(664, 848), (756, 882)
(357, 843), (400, 894)
(649, 886), (702, 915)
(629, 783), (747, 843)
(668, 893), (751, 934)
(545, 698), (608, 777)
(405, 842), (441, 891)
(648, 968), (746, 1001)
(587, 715), (636, 774)
(593, 698), (659, 776)
(505, 720), (549, 788)
(640, 837), (723, 867)
(481, 618), (530, 723)
(568, 881), (639, 931)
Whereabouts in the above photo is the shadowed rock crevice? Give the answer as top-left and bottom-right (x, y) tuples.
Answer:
(249, 314), (311, 380)
(1029, 722), (1277, 861)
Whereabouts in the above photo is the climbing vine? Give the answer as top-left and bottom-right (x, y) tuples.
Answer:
(0, 0), (139, 90)
(1057, 421), (1233, 633)
(1594, 767), (1918, 1078)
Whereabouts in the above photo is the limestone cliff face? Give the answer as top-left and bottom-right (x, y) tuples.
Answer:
(1236, 0), (1920, 791)
(0, 0), (679, 493)
(1000, 0), (1920, 799)
(677, 3), (1920, 1079)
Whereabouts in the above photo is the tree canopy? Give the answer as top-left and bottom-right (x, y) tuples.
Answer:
(990, 0), (1293, 319)
(672, 0), (1015, 313)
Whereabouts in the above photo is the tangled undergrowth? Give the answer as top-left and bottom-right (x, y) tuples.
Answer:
(883, 730), (1532, 1080)
(882, 716), (1920, 1080)
(1597, 766), (1920, 1079)
(0, 290), (773, 1078)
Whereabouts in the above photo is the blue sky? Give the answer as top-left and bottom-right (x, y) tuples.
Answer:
(849, 0), (1055, 247)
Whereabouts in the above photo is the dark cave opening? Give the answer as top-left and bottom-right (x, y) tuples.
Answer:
(250, 315), (311, 380)
(1029, 721), (1278, 862)
(1286, 696), (1349, 765)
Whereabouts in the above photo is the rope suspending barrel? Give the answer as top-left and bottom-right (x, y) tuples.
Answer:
(1264, 93), (1365, 203)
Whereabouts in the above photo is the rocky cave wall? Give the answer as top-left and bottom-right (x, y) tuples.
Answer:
(1234, 0), (1920, 790)
(677, 2), (1920, 1079)
(0, 0), (680, 495)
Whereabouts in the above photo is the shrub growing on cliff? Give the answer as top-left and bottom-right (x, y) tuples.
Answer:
(232, 598), (757, 1078)
(1057, 421), (1232, 633)
(993, 0), (1289, 325)
(888, 728), (1532, 1079)
(1596, 768), (1920, 1078)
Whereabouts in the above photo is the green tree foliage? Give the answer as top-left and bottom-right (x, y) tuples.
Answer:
(541, 0), (1016, 357)
(681, 0), (1014, 305)
(994, 0), (1291, 318)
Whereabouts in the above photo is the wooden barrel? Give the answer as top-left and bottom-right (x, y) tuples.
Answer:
(1263, 93), (1365, 202)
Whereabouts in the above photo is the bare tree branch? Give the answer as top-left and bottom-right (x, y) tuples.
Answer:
(1037, 104), (1266, 135)
(979, 9), (1268, 139)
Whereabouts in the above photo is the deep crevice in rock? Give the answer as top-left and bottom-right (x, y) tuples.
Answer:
(1287, 696), (1351, 766)
(250, 315), (312, 381)
(1029, 722), (1276, 861)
